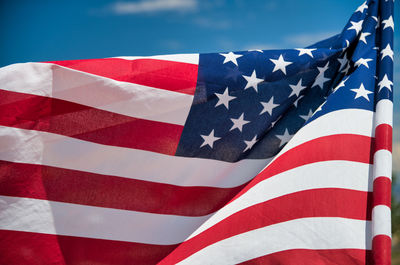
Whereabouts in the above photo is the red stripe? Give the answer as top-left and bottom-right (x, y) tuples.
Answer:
(372, 124), (392, 265)
(239, 248), (372, 265)
(0, 230), (177, 265)
(159, 188), (371, 264)
(0, 160), (243, 216)
(374, 124), (392, 152)
(0, 89), (183, 155)
(372, 177), (391, 208)
(372, 235), (391, 265)
(231, 134), (373, 204)
(45, 58), (198, 95)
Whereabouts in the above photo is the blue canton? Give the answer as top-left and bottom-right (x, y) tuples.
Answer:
(176, 0), (393, 163)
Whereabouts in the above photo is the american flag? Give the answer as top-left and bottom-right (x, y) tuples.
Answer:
(0, 0), (394, 264)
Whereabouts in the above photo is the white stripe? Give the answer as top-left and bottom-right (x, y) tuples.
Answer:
(0, 196), (209, 245)
(374, 99), (393, 128)
(373, 150), (392, 181)
(281, 108), (374, 155)
(113, 53), (199, 65)
(0, 126), (270, 188)
(179, 218), (371, 265)
(0, 62), (193, 125)
(372, 205), (391, 238)
(188, 160), (372, 239)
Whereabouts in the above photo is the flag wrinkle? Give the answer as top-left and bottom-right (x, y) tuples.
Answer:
(0, 0), (393, 264)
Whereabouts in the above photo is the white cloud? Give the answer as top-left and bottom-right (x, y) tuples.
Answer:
(160, 40), (184, 50)
(111, 0), (198, 14)
(284, 31), (338, 47)
(193, 17), (231, 29)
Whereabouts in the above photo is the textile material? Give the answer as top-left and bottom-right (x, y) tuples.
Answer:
(0, 0), (393, 264)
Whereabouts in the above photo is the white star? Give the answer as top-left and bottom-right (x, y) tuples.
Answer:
(215, 87), (236, 109)
(312, 75), (330, 89)
(355, 1), (368, 13)
(289, 79), (306, 97)
(333, 76), (348, 93)
(270, 54), (293, 75)
(276, 129), (292, 147)
(381, 44), (394, 60)
(372, 16), (380, 29)
(347, 20), (363, 35)
(243, 70), (264, 92)
(342, 40), (350, 52)
(382, 16), (394, 31)
(312, 62), (330, 89)
(378, 74), (393, 92)
(350, 83), (373, 101)
(299, 109), (313, 121)
(230, 113), (250, 132)
(342, 62), (351, 74)
(295, 48), (316, 58)
(355, 58), (373, 68)
(359, 32), (371, 44)
(293, 95), (304, 108)
(220, 52), (243, 66)
(337, 56), (348, 71)
(248, 49), (263, 53)
(200, 129), (221, 148)
(317, 61), (330, 74)
(243, 135), (258, 152)
(314, 101), (326, 113)
(260, 96), (279, 116)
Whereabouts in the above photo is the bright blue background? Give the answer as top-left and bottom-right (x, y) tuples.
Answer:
(2, 0), (392, 61)
(0, 0), (399, 173)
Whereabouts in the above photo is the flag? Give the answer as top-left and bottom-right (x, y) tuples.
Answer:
(0, 0), (394, 264)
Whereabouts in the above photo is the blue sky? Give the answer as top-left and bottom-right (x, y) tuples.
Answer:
(1, 0), (388, 60)
(1, 0), (399, 171)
